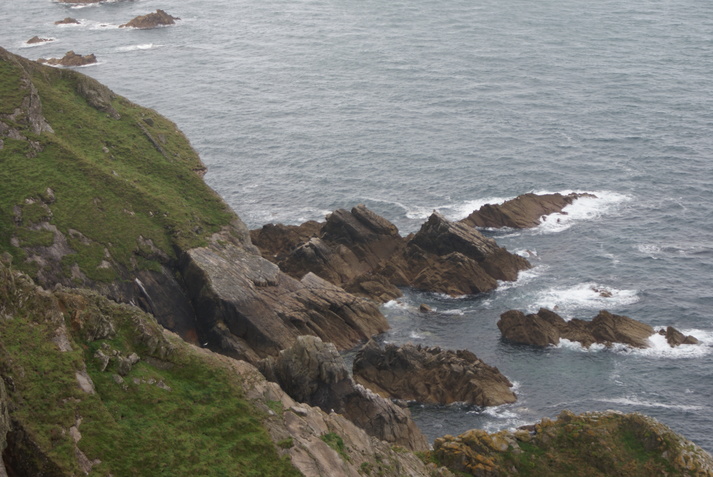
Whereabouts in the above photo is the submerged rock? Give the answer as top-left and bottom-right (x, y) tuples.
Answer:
(37, 51), (97, 67)
(498, 308), (700, 349)
(460, 192), (596, 229)
(54, 18), (80, 25)
(120, 10), (180, 29)
(353, 341), (516, 407)
(27, 36), (53, 45)
(258, 336), (429, 451)
(251, 205), (530, 301)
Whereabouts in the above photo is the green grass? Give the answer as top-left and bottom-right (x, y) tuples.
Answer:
(0, 264), (302, 476)
(321, 432), (351, 462)
(0, 52), (236, 283)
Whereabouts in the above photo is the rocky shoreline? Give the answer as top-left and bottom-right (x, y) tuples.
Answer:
(1, 43), (711, 476)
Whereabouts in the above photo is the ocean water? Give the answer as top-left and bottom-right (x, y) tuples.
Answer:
(2, 0), (713, 452)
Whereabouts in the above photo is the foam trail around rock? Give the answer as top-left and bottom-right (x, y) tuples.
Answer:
(527, 282), (639, 317)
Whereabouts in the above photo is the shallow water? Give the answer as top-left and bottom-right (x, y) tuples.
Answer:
(2, 0), (712, 452)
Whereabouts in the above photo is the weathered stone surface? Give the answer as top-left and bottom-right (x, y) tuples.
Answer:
(432, 410), (713, 477)
(498, 308), (700, 349)
(661, 326), (700, 346)
(460, 192), (596, 229)
(120, 10), (180, 29)
(353, 341), (516, 407)
(259, 336), (429, 452)
(181, 237), (388, 362)
(38, 51), (97, 67)
(251, 206), (530, 301)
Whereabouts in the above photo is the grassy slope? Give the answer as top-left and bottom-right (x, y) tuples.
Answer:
(0, 261), (301, 476)
(0, 51), (235, 282)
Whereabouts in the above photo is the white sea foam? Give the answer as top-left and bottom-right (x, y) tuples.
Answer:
(496, 265), (547, 292)
(403, 196), (510, 222)
(595, 397), (704, 412)
(528, 282), (639, 317)
(409, 331), (425, 340)
(555, 329), (711, 359)
(534, 190), (632, 234)
(441, 309), (465, 316)
(116, 43), (162, 53)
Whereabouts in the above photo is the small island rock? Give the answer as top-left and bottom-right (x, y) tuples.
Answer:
(37, 51), (97, 67)
(27, 36), (53, 45)
(120, 10), (180, 29)
(54, 18), (80, 25)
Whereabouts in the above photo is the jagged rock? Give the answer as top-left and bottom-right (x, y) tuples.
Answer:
(117, 353), (140, 376)
(54, 18), (80, 25)
(259, 336), (429, 451)
(251, 206), (530, 301)
(460, 192), (596, 229)
(37, 51), (97, 67)
(498, 308), (700, 349)
(120, 10), (180, 29)
(353, 341), (515, 407)
(27, 36), (52, 45)
(432, 410), (713, 476)
(660, 326), (699, 346)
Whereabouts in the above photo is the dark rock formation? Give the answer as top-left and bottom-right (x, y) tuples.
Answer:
(38, 51), (97, 67)
(26, 36), (53, 45)
(120, 10), (180, 29)
(660, 326), (700, 347)
(460, 192), (596, 229)
(54, 18), (80, 25)
(259, 336), (429, 452)
(353, 341), (516, 407)
(251, 205), (530, 302)
(432, 410), (713, 476)
(498, 308), (699, 349)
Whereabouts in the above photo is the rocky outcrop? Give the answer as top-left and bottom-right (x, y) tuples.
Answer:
(120, 10), (180, 29)
(26, 36), (53, 45)
(660, 326), (700, 346)
(460, 192), (595, 229)
(38, 51), (97, 67)
(251, 205), (530, 301)
(432, 410), (713, 476)
(259, 336), (429, 452)
(498, 308), (699, 349)
(353, 341), (516, 407)
(54, 18), (80, 25)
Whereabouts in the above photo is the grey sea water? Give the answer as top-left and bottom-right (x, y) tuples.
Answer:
(2, 0), (712, 452)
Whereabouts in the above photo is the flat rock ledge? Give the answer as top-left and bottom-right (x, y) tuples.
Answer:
(258, 336), (429, 452)
(353, 341), (516, 407)
(460, 192), (596, 229)
(38, 51), (97, 67)
(498, 308), (700, 348)
(54, 18), (80, 25)
(120, 10), (180, 29)
(251, 204), (530, 302)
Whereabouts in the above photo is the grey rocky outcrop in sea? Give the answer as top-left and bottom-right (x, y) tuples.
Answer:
(119, 10), (180, 29)
(498, 308), (700, 348)
(251, 204), (531, 302)
(37, 51), (97, 67)
(459, 192), (595, 229)
(353, 340), (517, 407)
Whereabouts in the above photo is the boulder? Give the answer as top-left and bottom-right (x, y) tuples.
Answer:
(460, 192), (596, 229)
(251, 206), (530, 302)
(498, 308), (700, 349)
(27, 36), (52, 45)
(54, 18), (80, 25)
(120, 10), (180, 29)
(259, 336), (429, 452)
(353, 341), (516, 407)
(37, 51), (97, 67)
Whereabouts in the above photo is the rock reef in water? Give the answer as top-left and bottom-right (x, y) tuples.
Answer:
(54, 18), (80, 25)
(251, 205), (531, 302)
(27, 36), (53, 45)
(498, 308), (700, 348)
(432, 410), (713, 476)
(37, 51), (97, 67)
(353, 340), (516, 407)
(120, 10), (180, 29)
(460, 192), (595, 229)
(258, 336), (429, 452)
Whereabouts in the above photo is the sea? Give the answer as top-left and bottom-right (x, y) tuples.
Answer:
(2, 0), (712, 453)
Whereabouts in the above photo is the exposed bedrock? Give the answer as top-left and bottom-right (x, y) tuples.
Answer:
(353, 340), (516, 407)
(258, 336), (429, 452)
(37, 51), (97, 67)
(460, 192), (596, 229)
(120, 10), (180, 29)
(498, 308), (699, 348)
(181, 232), (388, 362)
(251, 205), (530, 301)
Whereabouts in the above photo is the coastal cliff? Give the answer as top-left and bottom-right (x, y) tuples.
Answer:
(1, 47), (712, 476)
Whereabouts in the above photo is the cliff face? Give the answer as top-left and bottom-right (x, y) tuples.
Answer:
(0, 47), (387, 361)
